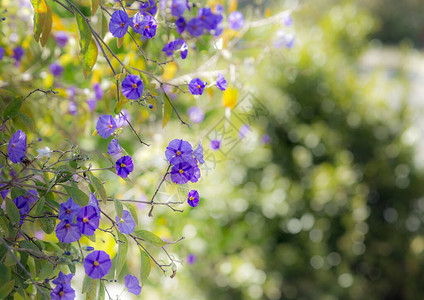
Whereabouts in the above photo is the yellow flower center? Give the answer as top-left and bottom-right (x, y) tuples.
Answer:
(179, 169), (184, 174)
(93, 261), (99, 266)
(135, 23), (139, 28)
(66, 209), (71, 214)
(108, 124), (113, 129)
(145, 25), (150, 30)
(120, 22), (125, 27)
(176, 151), (181, 156)
(83, 217), (88, 223)
(59, 291), (65, 296)
(189, 196), (194, 201)
(131, 83), (137, 89)
(65, 224), (70, 229)
(120, 163), (126, 168)
(11, 144), (15, 148)
(197, 85), (201, 89)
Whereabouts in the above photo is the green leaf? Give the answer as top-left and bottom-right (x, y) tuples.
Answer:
(91, 0), (98, 15)
(124, 203), (138, 225)
(75, 9), (91, 55)
(139, 248), (151, 284)
(85, 278), (98, 300)
(98, 281), (105, 300)
(30, 0), (47, 42)
(114, 99), (129, 115)
(64, 185), (89, 206)
(162, 93), (172, 128)
(82, 38), (98, 79)
(4, 97), (23, 119)
(40, 217), (55, 234)
(13, 112), (35, 132)
(0, 280), (15, 299)
(11, 188), (26, 199)
(5, 198), (20, 225)
(38, 262), (53, 281)
(34, 197), (45, 216)
(101, 12), (108, 38)
(88, 172), (107, 204)
(82, 274), (96, 294)
(4, 251), (16, 267)
(40, 2), (52, 47)
(0, 262), (11, 283)
(68, 261), (76, 274)
(133, 230), (167, 247)
(0, 217), (9, 236)
(115, 232), (128, 278)
(114, 198), (123, 219)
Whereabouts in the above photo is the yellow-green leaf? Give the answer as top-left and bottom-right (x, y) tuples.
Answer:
(87, 172), (107, 204)
(133, 230), (167, 247)
(6, 198), (20, 225)
(30, 0), (47, 42)
(75, 10), (91, 55)
(115, 232), (128, 278)
(4, 97), (23, 119)
(162, 94), (172, 128)
(64, 185), (89, 206)
(0, 280), (15, 299)
(101, 12), (108, 38)
(117, 37), (124, 49)
(82, 38), (98, 78)
(82, 274), (96, 294)
(91, 0), (99, 16)
(139, 248), (151, 284)
(114, 99), (129, 115)
(40, 2), (52, 47)
(114, 198), (123, 219)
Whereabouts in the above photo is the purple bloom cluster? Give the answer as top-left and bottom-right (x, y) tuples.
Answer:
(162, 39), (188, 59)
(131, 13), (157, 39)
(55, 195), (101, 243)
(139, 0), (157, 16)
(8, 130), (27, 163)
(50, 272), (75, 300)
(110, 10), (158, 39)
(12, 191), (37, 225)
(165, 139), (204, 184)
(181, 7), (223, 37)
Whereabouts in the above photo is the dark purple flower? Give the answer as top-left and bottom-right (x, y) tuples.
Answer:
(162, 42), (174, 56)
(210, 139), (221, 150)
(8, 130), (27, 163)
(193, 142), (204, 164)
(109, 10), (130, 38)
(216, 73), (227, 91)
(239, 124), (250, 139)
(93, 83), (103, 100)
(188, 78), (207, 95)
(54, 31), (68, 47)
(228, 11), (244, 30)
(121, 74), (143, 100)
(170, 161), (197, 184)
(173, 39), (188, 59)
(187, 18), (204, 37)
(77, 205), (100, 236)
(115, 210), (136, 234)
(52, 272), (73, 285)
(130, 12), (144, 34)
(49, 63), (64, 77)
(171, 0), (186, 16)
(58, 198), (80, 221)
(86, 99), (97, 111)
(165, 139), (193, 164)
(50, 283), (75, 300)
(0, 184), (9, 200)
(187, 190), (199, 207)
(96, 115), (117, 139)
(0, 46), (5, 60)
(116, 156), (134, 178)
(12, 46), (24, 62)
(197, 8), (221, 30)
(125, 274), (142, 295)
(55, 220), (82, 243)
(83, 250), (112, 279)
(186, 253), (196, 264)
(175, 17), (186, 34)
(25, 189), (38, 207)
(13, 195), (30, 215)
(108, 139), (122, 156)
(139, 15), (157, 39)
(88, 193), (101, 216)
(139, 0), (157, 16)
(187, 106), (205, 123)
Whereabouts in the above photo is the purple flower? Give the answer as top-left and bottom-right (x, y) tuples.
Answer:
(165, 139), (193, 164)
(274, 30), (295, 49)
(187, 190), (199, 207)
(86, 99), (97, 111)
(140, 15), (157, 39)
(93, 83), (103, 100)
(121, 74), (143, 100)
(8, 130), (27, 163)
(77, 205), (100, 236)
(50, 283), (75, 300)
(171, 0), (187, 16)
(216, 73), (227, 91)
(109, 10), (130, 38)
(54, 31), (68, 47)
(193, 142), (204, 164)
(0, 184), (9, 200)
(68, 101), (77, 115)
(88, 193), (101, 216)
(261, 133), (270, 144)
(108, 139), (122, 156)
(83, 250), (112, 279)
(25, 189), (39, 207)
(0, 46), (5, 60)
(162, 42), (174, 56)
(187, 106), (205, 123)
(116, 156), (134, 178)
(125, 274), (142, 295)
(170, 161), (197, 184)
(188, 78), (207, 95)
(198, 8), (221, 30)
(139, 0), (157, 16)
(186, 253), (196, 264)
(228, 11), (244, 30)
(131, 12), (144, 34)
(187, 18), (204, 36)
(239, 124), (250, 139)
(210, 139), (221, 150)
(115, 210), (136, 234)
(173, 39), (188, 59)
(52, 272), (73, 285)
(67, 86), (76, 101)
(282, 12), (293, 26)
(215, 4), (224, 14)
(96, 115), (117, 139)
(13, 195), (30, 215)
(55, 220), (82, 243)
(175, 17), (186, 34)
(12, 46), (24, 62)
(49, 63), (64, 77)
(58, 197), (80, 221)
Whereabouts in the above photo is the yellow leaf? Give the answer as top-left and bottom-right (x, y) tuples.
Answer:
(162, 62), (178, 81)
(222, 87), (237, 109)
(229, 0), (237, 12)
(82, 38), (98, 78)
(117, 37), (124, 49)
(31, 0), (47, 42)
(91, 0), (99, 16)
(40, 2), (52, 47)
